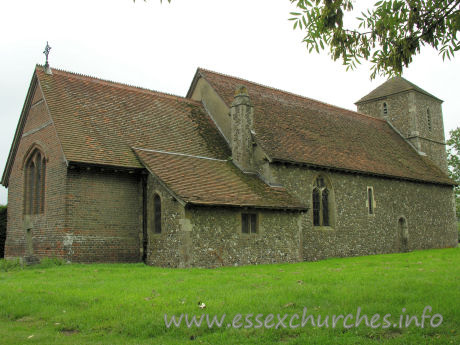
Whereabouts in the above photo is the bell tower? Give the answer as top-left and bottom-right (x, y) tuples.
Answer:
(355, 77), (448, 173)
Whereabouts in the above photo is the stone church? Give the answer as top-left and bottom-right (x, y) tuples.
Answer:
(1, 65), (457, 267)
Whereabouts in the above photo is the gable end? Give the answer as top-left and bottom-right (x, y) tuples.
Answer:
(1, 68), (67, 187)
(1, 72), (38, 187)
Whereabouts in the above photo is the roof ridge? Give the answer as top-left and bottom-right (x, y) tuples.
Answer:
(35, 64), (201, 105)
(197, 67), (386, 123)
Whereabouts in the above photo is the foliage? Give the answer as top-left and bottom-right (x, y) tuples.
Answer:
(289, 0), (460, 79)
(447, 127), (460, 219)
(0, 257), (67, 272)
(0, 248), (459, 344)
(34, 257), (67, 268)
(0, 205), (6, 258)
(0, 205), (6, 223)
(142, 0), (459, 78)
(0, 258), (23, 272)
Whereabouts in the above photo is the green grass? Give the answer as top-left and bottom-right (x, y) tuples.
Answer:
(0, 249), (459, 345)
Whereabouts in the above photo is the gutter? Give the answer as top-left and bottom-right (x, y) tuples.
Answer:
(269, 158), (456, 187)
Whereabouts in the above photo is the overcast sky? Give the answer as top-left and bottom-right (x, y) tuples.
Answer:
(0, 0), (459, 205)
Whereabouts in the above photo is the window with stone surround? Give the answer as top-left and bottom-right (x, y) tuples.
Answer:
(312, 176), (332, 227)
(383, 102), (388, 116)
(24, 148), (46, 215)
(153, 193), (162, 234)
(242, 213), (257, 234)
(367, 186), (375, 215)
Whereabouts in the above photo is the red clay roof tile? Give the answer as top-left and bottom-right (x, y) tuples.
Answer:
(36, 66), (306, 209)
(196, 68), (453, 185)
(355, 76), (442, 104)
(36, 66), (230, 168)
(133, 148), (306, 209)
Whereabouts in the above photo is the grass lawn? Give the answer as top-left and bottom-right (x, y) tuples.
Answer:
(0, 248), (459, 345)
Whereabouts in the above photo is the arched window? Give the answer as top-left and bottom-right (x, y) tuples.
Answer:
(24, 148), (46, 215)
(312, 176), (331, 226)
(153, 193), (162, 234)
(427, 108), (432, 131)
(382, 102), (388, 115)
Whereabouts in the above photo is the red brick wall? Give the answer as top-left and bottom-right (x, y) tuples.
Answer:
(5, 81), (68, 259)
(65, 168), (142, 262)
(6, 78), (143, 263)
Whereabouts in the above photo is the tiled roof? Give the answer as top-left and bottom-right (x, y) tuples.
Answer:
(355, 76), (441, 104)
(195, 69), (453, 185)
(36, 66), (230, 168)
(133, 148), (306, 209)
(35, 66), (305, 209)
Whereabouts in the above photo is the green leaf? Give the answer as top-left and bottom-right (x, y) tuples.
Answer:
(302, 16), (308, 27)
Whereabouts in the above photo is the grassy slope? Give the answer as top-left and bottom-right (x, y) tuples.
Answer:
(0, 248), (458, 345)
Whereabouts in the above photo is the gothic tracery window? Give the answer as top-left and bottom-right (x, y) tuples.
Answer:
(24, 149), (46, 215)
(312, 176), (330, 226)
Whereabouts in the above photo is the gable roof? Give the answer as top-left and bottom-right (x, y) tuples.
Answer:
(355, 76), (442, 104)
(134, 148), (306, 210)
(2, 65), (306, 210)
(190, 68), (453, 186)
(35, 66), (230, 168)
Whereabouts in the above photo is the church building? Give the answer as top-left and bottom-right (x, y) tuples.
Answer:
(1, 64), (457, 266)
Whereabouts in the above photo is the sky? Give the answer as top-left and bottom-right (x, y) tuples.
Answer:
(0, 0), (458, 205)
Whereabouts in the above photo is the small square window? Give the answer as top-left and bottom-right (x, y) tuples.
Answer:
(242, 213), (257, 234)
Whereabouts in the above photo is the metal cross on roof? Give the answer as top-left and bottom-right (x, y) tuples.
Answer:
(43, 41), (51, 65)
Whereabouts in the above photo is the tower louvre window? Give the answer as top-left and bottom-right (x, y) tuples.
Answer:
(427, 109), (432, 131)
(383, 102), (388, 115)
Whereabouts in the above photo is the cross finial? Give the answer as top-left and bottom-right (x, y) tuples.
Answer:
(43, 41), (52, 74)
(43, 41), (51, 64)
